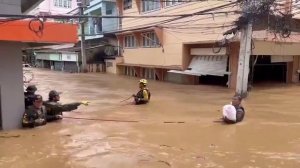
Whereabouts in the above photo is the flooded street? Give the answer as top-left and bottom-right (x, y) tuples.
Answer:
(0, 69), (299, 168)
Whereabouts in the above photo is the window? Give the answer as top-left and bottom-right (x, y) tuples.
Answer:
(106, 9), (112, 15)
(165, 0), (182, 7)
(124, 0), (132, 10)
(142, 0), (160, 12)
(63, 0), (68, 7)
(54, 0), (72, 8)
(106, 2), (114, 15)
(59, 0), (63, 7)
(124, 35), (136, 48)
(54, 0), (58, 6)
(67, 0), (72, 8)
(142, 32), (160, 47)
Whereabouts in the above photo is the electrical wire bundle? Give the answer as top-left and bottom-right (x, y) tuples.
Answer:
(235, 0), (293, 39)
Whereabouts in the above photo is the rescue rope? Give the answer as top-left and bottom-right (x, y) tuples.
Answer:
(63, 116), (139, 123)
(63, 116), (186, 124)
(119, 96), (133, 103)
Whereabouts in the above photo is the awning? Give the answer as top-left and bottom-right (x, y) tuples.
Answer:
(0, 20), (78, 43)
(118, 63), (182, 70)
(169, 55), (230, 76)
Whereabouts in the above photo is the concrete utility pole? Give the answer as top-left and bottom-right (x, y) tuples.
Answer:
(78, 0), (88, 72)
(236, 22), (253, 97)
(236, 1), (254, 97)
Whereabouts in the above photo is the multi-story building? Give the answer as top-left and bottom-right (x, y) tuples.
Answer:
(81, 0), (119, 73)
(115, 0), (300, 89)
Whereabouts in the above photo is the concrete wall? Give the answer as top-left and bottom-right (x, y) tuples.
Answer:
(0, 0), (21, 14)
(0, 42), (24, 130)
(166, 73), (197, 85)
(105, 59), (117, 74)
(105, 57), (124, 74)
(253, 41), (300, 56)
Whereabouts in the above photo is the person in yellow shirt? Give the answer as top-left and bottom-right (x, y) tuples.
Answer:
(132, 79), (151, 105)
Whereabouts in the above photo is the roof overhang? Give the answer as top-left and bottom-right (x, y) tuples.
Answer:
(0, 20), (78, 44)
(117, 63), (182, 70)
(22, 0), (44, 13)
(115, 27), (155, 35)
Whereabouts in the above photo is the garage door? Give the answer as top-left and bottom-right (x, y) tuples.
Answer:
(64, 62), (78, 73)
(54, 61), (63, 71)
(169, 55), (230, 76)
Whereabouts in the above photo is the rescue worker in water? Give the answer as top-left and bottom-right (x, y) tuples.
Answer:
(22, 95), (47, 128)
(43, 90), (89, 121)
(24, 85), (38, 109)
(132, 79), (151, 105)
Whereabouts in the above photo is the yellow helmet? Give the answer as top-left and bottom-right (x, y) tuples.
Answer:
(139, 79), (147, 85)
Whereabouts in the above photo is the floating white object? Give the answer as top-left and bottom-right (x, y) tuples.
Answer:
(222, 104), (236, 122)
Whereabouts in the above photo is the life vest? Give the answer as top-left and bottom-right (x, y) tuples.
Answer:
(136, 88), (151, 101)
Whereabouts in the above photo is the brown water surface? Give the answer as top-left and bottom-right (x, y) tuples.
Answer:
(0, 69), (299, 168)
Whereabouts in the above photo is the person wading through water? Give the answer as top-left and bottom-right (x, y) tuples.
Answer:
(43, 90), (89, 122)
(222, 95), (245, 124)
(22, 95), (47, 128)
(132, 79), (151, 105)
(24, 85), (38, 109)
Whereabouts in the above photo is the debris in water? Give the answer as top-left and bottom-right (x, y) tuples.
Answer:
(160, 144), (172, 148)
(195, 155), (207, 160)
(0, 135), (20, 138)
(163, 121), (185, 124)
(158, 160), (171, 167)
(209, 144), (217, 148)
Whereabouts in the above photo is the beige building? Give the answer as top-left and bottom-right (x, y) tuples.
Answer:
(112, 0), (300, 89)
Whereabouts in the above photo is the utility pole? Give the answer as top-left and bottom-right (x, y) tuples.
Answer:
(236, 1), (254, 97)
(78, 0), (88, 72)
(236, 22), (253, 97)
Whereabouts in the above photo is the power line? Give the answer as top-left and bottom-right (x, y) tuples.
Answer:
(101, 10), (237, 32)
(108, 1), (238, 34)
(121, 1), (237, 26)
(0, 10), (238, 20)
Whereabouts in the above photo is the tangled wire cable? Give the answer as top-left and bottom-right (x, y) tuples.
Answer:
(28, 18), (44, 37)
(236, 0), (292, 39)
(212, 38), (228, 54)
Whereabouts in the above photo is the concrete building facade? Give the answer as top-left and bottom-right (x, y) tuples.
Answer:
(81, 0), (119, 73)
(115, 0), (300, 88)
(35, 51), (80, 72)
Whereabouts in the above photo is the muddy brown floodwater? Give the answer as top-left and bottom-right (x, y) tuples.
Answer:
(0, 69), (299, 168)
